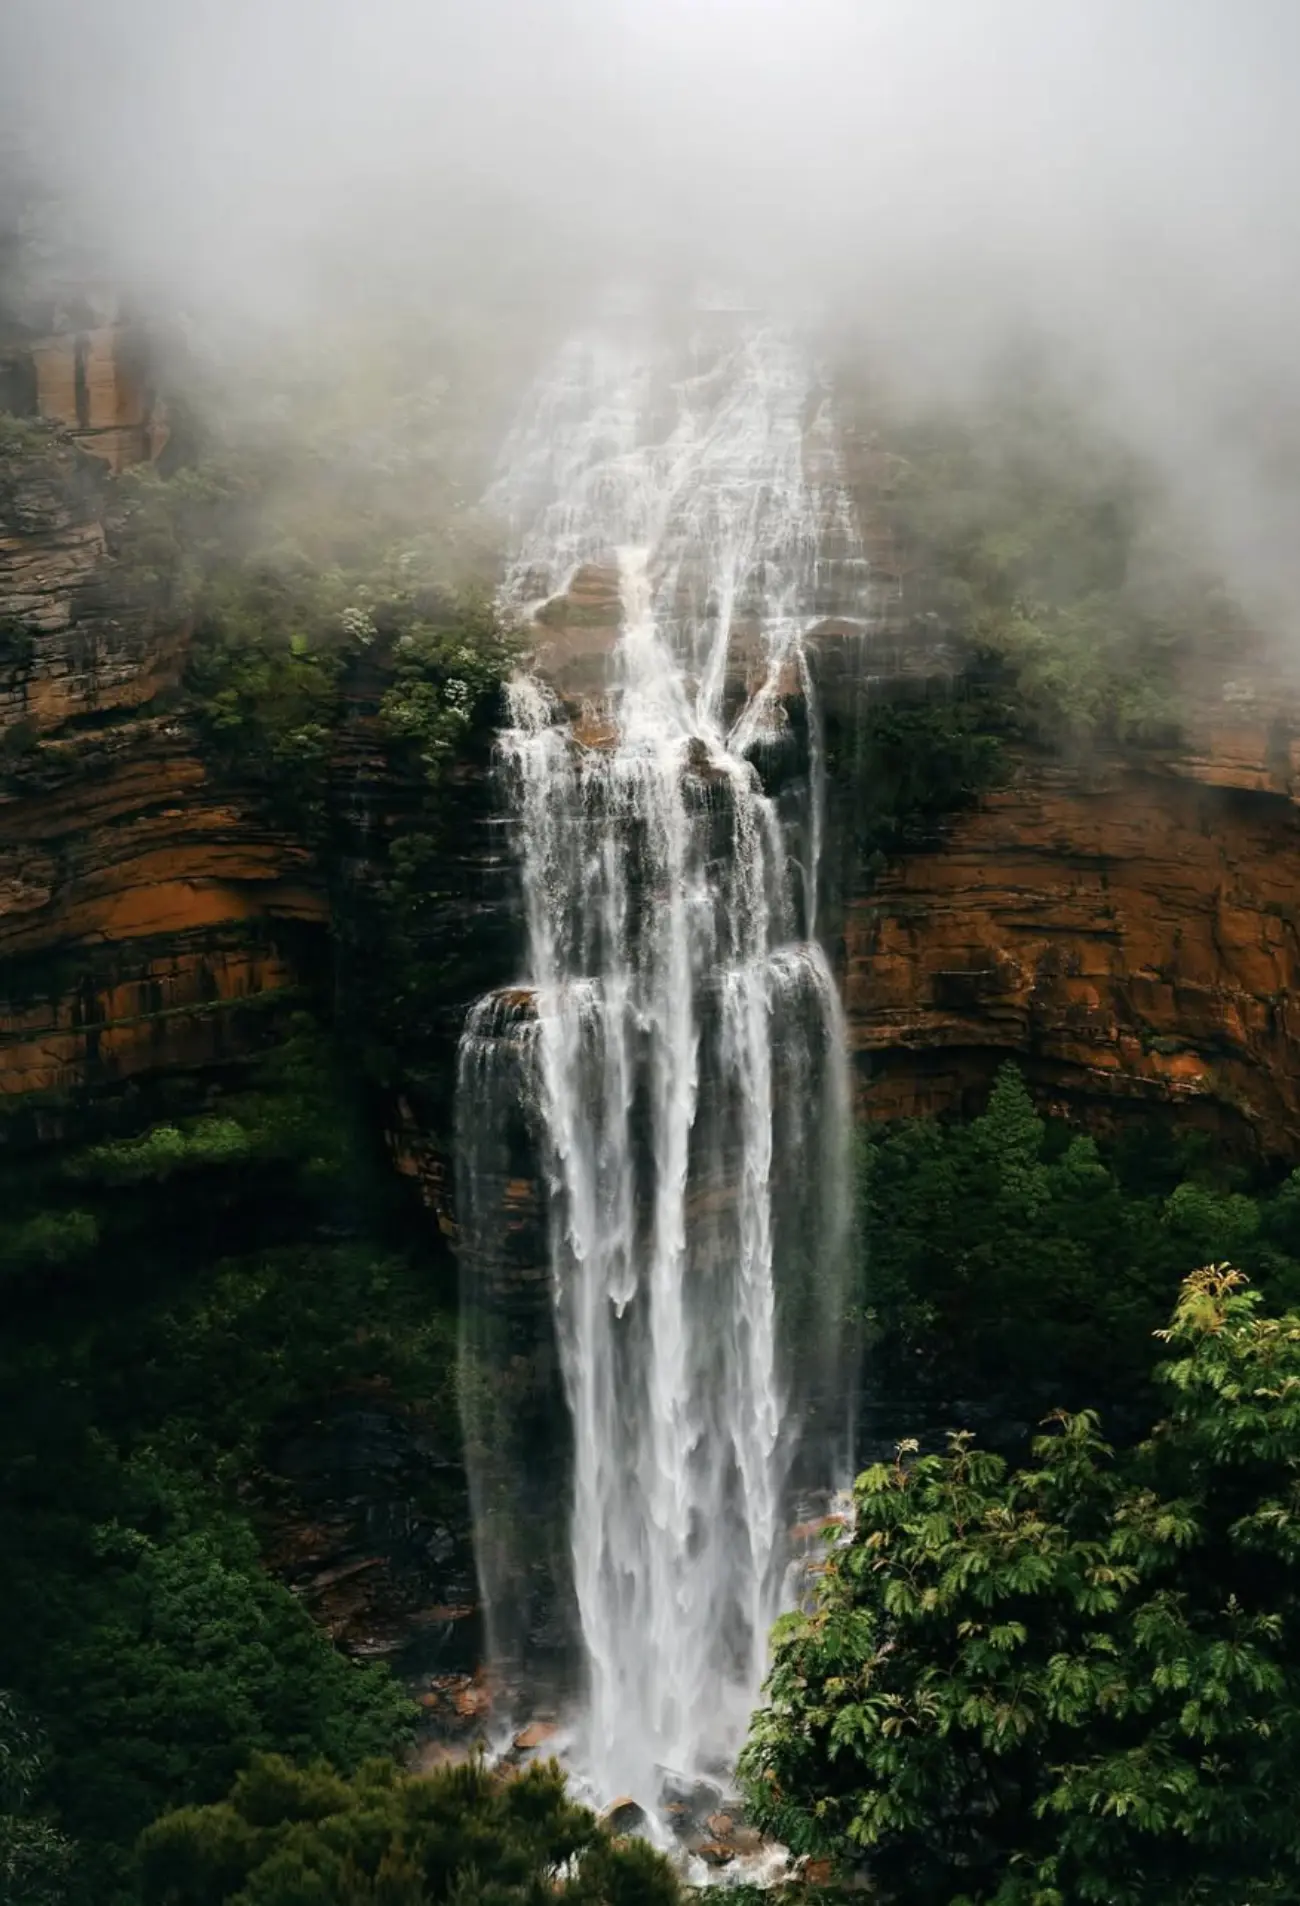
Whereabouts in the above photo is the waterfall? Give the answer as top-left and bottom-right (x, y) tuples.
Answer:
(456, 317), (856, 1811)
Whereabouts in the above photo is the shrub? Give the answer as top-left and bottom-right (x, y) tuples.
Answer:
(138, 1754), (682, 1906)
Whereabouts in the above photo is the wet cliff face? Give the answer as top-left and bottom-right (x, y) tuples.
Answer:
(0, 296), (166, 471)
(413, 544), (1300, 1174)
(0, 318), (320, 1135)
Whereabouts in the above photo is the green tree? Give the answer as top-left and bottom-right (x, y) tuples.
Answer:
(137, 1754), (681, 1906)
(857, 1063), (1300, 1419)
(742, 1266), (1300, 1905)
(11, 1456), (414, 1875)
(0, 1691), (73, 1906)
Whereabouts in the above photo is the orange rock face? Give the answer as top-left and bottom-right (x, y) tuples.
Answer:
(0, 718), (326, 1106)
(0, 430), (324, 1120)
(844, 720), (1300, 1157)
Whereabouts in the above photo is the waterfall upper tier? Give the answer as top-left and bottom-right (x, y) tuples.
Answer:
(488, 322), (872, 729)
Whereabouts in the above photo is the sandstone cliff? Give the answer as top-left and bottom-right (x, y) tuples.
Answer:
(6, 384), (1300, 1177)
(0, 408), (516, 1226)
(513, 516), (1300, 1164)
(0, 422), (326, 1138)
(843, 704), (1300, 1158)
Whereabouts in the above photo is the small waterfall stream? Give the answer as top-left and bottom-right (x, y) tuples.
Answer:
(456, 316), (856, 1812)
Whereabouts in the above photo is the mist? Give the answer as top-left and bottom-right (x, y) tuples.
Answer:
(3, 0), (1300, 630)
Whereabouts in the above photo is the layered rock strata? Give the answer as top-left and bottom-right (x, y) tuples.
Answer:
(843, 699), (1300, 1158)
(0, 427), (325, 1134)
(511, 539), (1300, 1161)
(1, 290), (165, 471)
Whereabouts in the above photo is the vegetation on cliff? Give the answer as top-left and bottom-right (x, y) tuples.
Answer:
(107, 427), (514, 836)
(856, 1064), (1300, 1430)
(828, 366), (1263, 891)
(853, 367), (1256, 755)
(743, 1266), (1300, 1905)
(827, 684), (1011, 870)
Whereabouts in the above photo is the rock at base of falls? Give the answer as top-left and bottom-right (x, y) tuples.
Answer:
(601, 1797), (650, 1837)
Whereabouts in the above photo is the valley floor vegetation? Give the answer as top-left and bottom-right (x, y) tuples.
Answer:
(8, 1044), (1300, 1903)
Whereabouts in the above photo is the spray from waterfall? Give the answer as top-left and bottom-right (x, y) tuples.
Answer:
(456, 314), (857, 1810)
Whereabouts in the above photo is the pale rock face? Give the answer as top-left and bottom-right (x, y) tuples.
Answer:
(12, 299), (167, 473)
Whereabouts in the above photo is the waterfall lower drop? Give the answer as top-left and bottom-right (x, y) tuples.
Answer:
(456, 319), (857, 1819)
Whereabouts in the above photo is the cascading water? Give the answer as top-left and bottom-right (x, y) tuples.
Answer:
(456, 315), (857, 1812)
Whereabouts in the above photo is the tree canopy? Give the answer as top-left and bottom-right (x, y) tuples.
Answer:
(137, 1753), (681, 1906)
(858, 1063), (1300, 1425)
(742, 1265), (1300, 1906)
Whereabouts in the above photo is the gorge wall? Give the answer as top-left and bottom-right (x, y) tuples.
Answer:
(6, 326), (1300, 1190)
(0, 330), (514, 1178)
(6, 322), (1300, 1751)
(522, 536), (1300, 1173)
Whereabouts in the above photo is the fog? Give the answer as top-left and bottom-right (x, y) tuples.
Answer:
(3, 0), (1299, 628)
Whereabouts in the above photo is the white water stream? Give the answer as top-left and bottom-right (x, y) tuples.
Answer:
(456, 318), (855, 1811)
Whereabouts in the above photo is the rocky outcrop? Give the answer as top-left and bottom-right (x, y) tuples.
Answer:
(0, 712), (325, 1108)
(1, 290), (165, 472)
(0, 424), (521, 1246)
(842, 689), (1300, 1158)
(259, 1386), (479, 1676)
(0, 425), (179, 735)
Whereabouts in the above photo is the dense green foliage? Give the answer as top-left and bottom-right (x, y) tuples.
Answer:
(0, 1692), (73, 1906)
(744, 1266), (1300, 1904)
(3, 1449), (413, 1874)
(829, 685), (1011, 869)
(137, 1754), (681, 1906)
(858, 1064), (1300, 1424)
(378, 596), (512, 775)
(0, 1021), (463, 1902)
